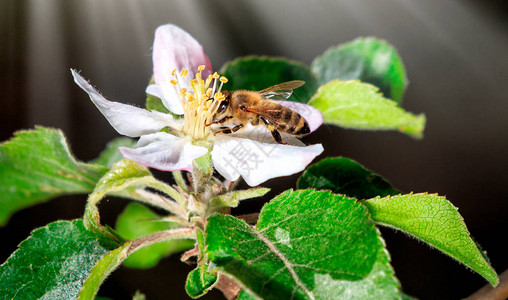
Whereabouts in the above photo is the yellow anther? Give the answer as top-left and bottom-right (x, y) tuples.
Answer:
(170, 79), (178, 85)
(198, 65), (206, 71)
(180, 69), (189, 78)
(220, 76), (228, 83)
(180, 88), (187, 96)
(206, 88), (212, 97)
(171, 69), (177, 76)
(213, 72), (220, 79)
(214, 93), (225, 101)
(190, 79), (198, 92)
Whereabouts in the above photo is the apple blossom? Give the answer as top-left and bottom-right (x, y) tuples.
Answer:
(72, 24), (323, 186)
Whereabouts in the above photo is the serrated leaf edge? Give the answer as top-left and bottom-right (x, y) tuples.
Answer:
(365, 192), (499, 286)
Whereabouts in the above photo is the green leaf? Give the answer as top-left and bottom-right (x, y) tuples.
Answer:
(229, 231), (404, 300)
(312, 37), (407, 103)
(402, 293), (417, 300)
(78, 242), (131, 300)
(364, 193), (499, 286)
(185, 227), (218, 298)
(84, 159), (150, 235)
(206, 189), (381, 299)
(0, 127), (108, 226)
(132, 290), (147, 300)
(297, 157), (399, 199)
(220, 56), (319, 103)
(93, 159), (151, 194)
(308, 80), (425, 138)
(84, 159), (185, 236)
(185, 266), (218, 298)
(237, 290), (259, 300)
(115, 202), (193, 269)
(194, 152), (213, 176)
(0, 219), (120, 299)
(207, 187), (270, 213)
(312, 233), (402, 299)
(91, 137), (136, 168)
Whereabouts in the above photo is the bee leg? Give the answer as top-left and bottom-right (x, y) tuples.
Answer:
(214, 124), (244, 135)
(206, 116), (233, 126)
(259, 116), (286, 144)
(270, 129), (286, 144)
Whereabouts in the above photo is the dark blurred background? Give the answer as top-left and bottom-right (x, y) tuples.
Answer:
(1, 0), (507, 299)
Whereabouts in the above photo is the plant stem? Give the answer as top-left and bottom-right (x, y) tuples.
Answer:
(173, 170), (189, 193)
(146, 179), (187, 208)
(465, 269), (508, 300)
(134, 189), (188, 220)
(127, 227), (195, 255)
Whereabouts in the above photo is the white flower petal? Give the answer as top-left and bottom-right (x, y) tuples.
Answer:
(147, 83), (185, 115)
(216, 123), (305, 146)
(71, 69), (175, 137)
(278, 101), (323, 132)
(152, 24), (213, 115)
(119, 132), (208, 171)
(145, 84), (163, 99)
(212, 135), (324, 186)
(146, 83), (185, 116)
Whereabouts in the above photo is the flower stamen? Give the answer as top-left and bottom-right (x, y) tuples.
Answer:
(172, 65), (228, 141)
(218, 76), (228, 94)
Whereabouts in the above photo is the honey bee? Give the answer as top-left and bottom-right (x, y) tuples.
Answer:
(208, 80), (311, 144)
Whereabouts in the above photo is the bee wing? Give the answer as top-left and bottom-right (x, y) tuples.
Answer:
(260, 91), (293, 101)
(259, 80), (305, 101)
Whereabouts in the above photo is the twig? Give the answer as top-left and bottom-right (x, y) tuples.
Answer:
(215, 275), (242, 300)
(181, 246), (199, 264)
(236, 213), (259, 224)
(464, 269), (508, 300)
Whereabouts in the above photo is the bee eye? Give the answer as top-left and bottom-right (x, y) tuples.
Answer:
(218, 100), (229, 113)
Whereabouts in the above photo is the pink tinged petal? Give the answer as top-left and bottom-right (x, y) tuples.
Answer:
(212, 136), (324, 186)
(119, 132), (208, 172)
(152, 24), (213, 114)
(71, 69), (176, 137)
(278, 101), (324, 132)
